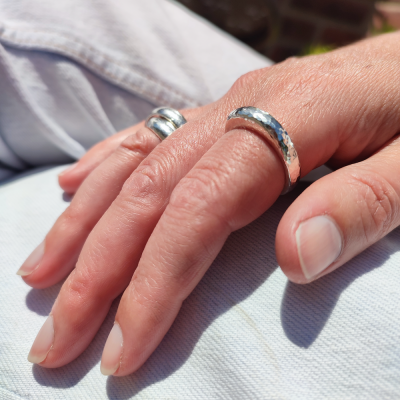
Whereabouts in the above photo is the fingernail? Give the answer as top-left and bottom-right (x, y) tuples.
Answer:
(296, 215), (342, 280)
(100, 323), (123, 376)
(58, 162), (78, 177)
(17, 241), (45, 276)
(28, 315), (54, 364)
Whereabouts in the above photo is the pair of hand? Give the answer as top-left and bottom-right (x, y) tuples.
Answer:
(18, 32), (400, 376)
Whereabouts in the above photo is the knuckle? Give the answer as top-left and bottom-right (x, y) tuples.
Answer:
(136, 158), (166, 188)
(118, 158), (167, 211)
(118, 129), (158, 159)
(62, 203), (84, 225)
(60, 265), (107, 328)
(57, 201), (92, 236)
(167, 165), (234, 249)
(349, 171), (399, 241)
(62, 267), (92, 313)
(169, 162), (229, 222)
(229, 70), (260, 95)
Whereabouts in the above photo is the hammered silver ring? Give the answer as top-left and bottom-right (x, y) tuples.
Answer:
(226, 106), (301, 195)
(145, 107), (187, 141)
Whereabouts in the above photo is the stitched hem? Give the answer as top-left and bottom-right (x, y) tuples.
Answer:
(0, 23), (200, 109)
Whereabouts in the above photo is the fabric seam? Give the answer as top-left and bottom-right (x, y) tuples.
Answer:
(0, 24), (200, 108)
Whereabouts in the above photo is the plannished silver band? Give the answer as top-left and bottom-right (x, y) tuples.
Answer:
(145, 107), (187, 141)
(226, 106), (301, 195)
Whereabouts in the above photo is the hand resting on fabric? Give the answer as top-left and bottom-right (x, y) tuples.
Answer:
(18, 32), (400, 376)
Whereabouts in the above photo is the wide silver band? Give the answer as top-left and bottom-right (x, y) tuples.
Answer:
(226, 107), (301, 195)
(145, 107), (187, 141)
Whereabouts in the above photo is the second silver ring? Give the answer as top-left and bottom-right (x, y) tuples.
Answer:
(145, 107), (187, 141)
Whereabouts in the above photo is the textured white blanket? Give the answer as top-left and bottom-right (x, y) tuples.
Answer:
(0, 0), (399, 398)
(1, 166), (399, 399)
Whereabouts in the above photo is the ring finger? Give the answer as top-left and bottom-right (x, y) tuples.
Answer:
(26, 102), (229, 366)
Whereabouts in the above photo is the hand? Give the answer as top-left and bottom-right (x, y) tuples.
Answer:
(19, 32), (400, 376)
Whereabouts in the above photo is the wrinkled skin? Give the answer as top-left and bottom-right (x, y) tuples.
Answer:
(20, 32), (400, 376)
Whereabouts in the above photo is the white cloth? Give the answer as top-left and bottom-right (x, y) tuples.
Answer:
(0, 1), (399, 399)
(1, 167), (400, 399)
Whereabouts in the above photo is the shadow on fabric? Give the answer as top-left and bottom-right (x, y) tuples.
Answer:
(27, 181), (298, 395)
(280, 237), (391, 348)
(279, 179), (395, 348)
(24, 181), (391, 398)
(0, 166), (57, 187)
(103, 184), (303, 399)
(27, 279), (121, 388)
(31, 298), (120, 389)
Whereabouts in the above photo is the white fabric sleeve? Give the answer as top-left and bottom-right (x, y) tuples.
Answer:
(0, 0), (270, 171)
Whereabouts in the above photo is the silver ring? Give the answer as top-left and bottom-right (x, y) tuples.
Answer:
(226, 106), (301, 195)
(145, 107), (187, 141)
